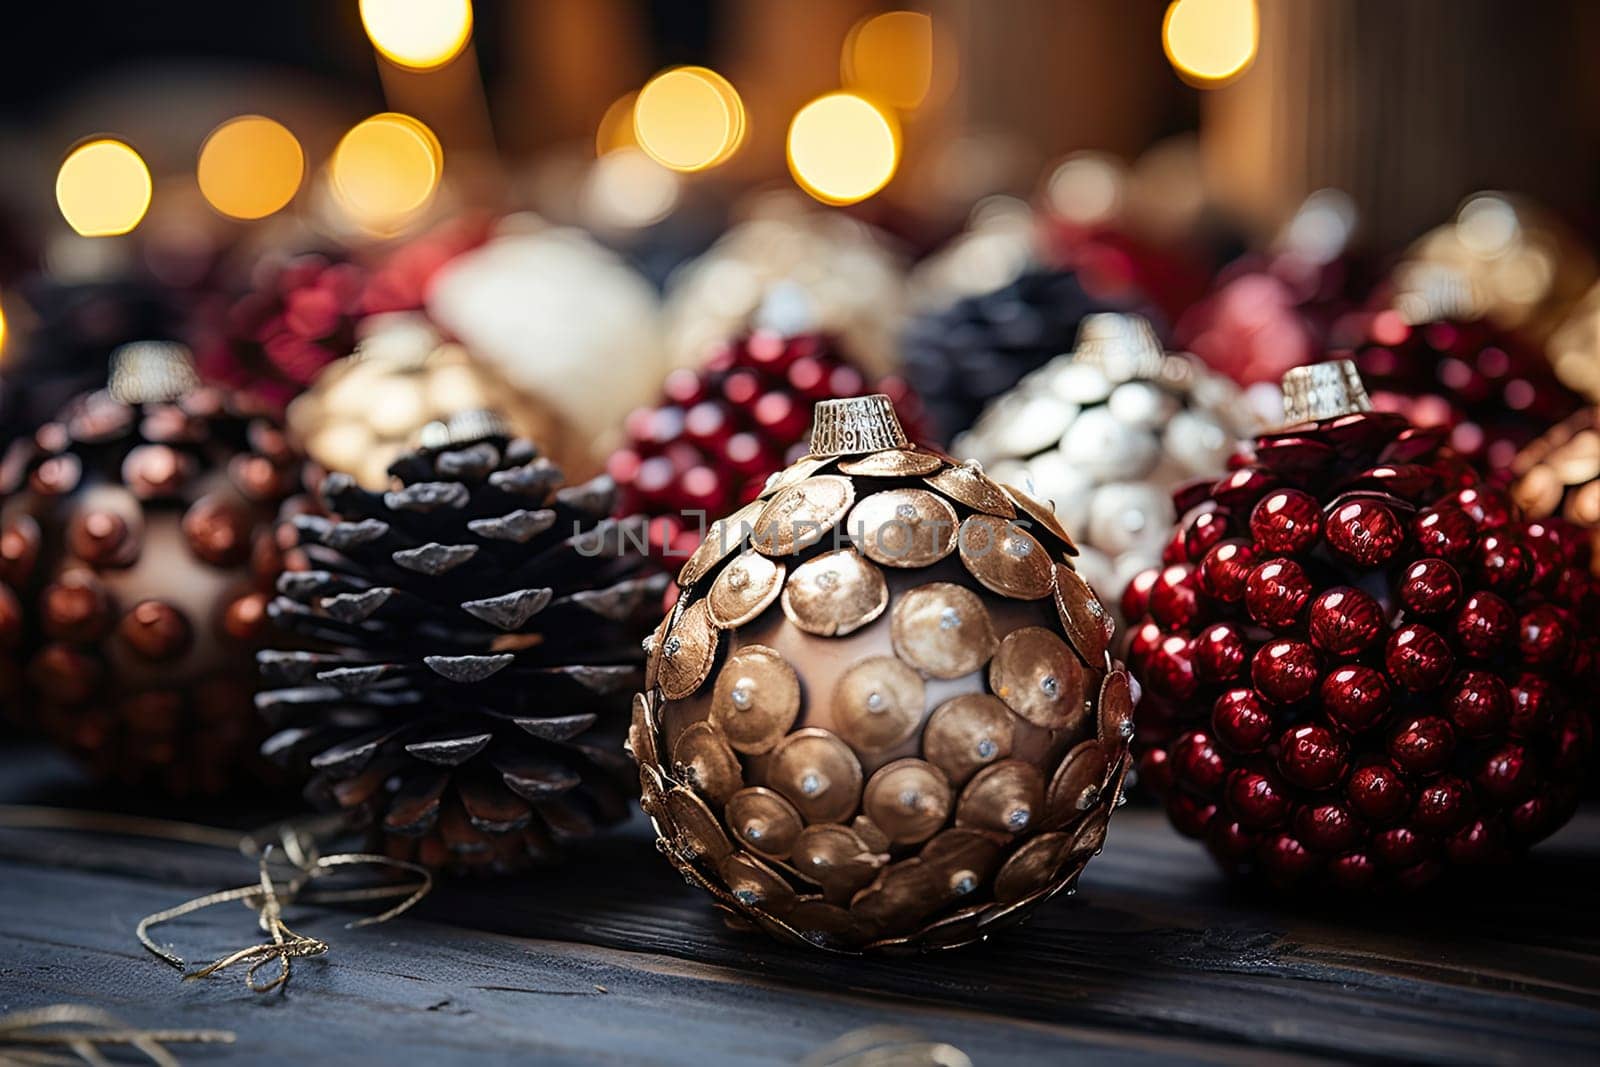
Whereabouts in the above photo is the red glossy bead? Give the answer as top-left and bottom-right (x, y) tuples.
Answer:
(1137, 747), (1174, 796)
(1517, 604), (1573, 668)
(1127, 620), (1165, 671)
(1211, 688), (1274, 753)
(1385, 624), (1453, 691)
(1371, 826), (1433, 869)
(1170, 730), (1228, 794)
(1245, 558), (1312, 629)
(1307, 586), (1384, 656)
(1149, 564), (1203, 629)
(1120, 567), (1158, 622)
(1320, 666), (1391, 733)
(1225, 768), (1291, 829)
(1412, 505), (1477, 564)
(1477, 742), (1537, 802)
(1398, 559), (1462, 615)
(1198, 539), (1257, 603)
(1166, 790), (1218, 838)
(1249, 489), (1322, 555)
(1294, 802), (1364, 854)
(1550, 708), (1593, 776)
(1446, 670), (1510, 738)
(1454, 486), (1513, 529)
(1326, 851), (1379, 892)
(1475, 533), (1532, 595)
(1325, 499), (1404, 568)
(1444, 817), (1506, 865)
(1277, 724), (1348, 790)
(1387, 716), (1455, 775)
(1193, 622), (1249, 682)
(1212, 466), (1278, 510)
(1452, 591), (1516, 659)
(1145, 635), (1198, 700)
(1257, 833), (1320, 885)
(1507, 674), (1562, 739)
(1251, 639), (1320, 704)
(1206, 819), (1258, 865)
(1411, 775), (1472, 835)
(1179, 507), (1231, 563)
(1346, 762), (1411, 824)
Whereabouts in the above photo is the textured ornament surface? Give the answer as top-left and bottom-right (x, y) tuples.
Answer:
(954, 314), (1255, 622)
(256, 430), (666, 875)
(1128, 364), (1598, 895)
(632, 396), (1131, 953)
(0, 345), (308, 795)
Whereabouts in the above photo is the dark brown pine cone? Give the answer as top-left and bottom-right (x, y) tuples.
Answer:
(258, 416), (668, 875)
(0, 342), (307, 795)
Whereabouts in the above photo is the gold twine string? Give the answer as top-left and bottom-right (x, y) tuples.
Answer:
(0, 805), (431, 995)
(0, 1004), (234, 1067)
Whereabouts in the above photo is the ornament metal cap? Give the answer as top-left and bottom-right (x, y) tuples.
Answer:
(1070, 313), (1165, 382)
(108, 341), (200, 405)
(1393, 263), (1481, 326)
(1281, 360), (1374, 424)
(809, 395), (908, 457)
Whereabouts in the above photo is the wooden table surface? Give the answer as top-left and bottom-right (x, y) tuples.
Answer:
(1, 743), (1596, 1066)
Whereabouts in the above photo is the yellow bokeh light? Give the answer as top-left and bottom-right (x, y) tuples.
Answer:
(787, 93), (900, 207)
(843, 11), (935, 112)
(0, 294), (7, 359)
(1163, 0), (1258, 87)
(633, 67), (745, 172)
(596, 91), (639, 156)
(330, 113), (442, 234)
(56, 139), (152, 238)
(359, 0), (473, 71)
(196, 116), (305, 221)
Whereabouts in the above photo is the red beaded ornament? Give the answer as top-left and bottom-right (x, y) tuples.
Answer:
(607, 331), (924, 560)
(1129, 361), (1597, 894)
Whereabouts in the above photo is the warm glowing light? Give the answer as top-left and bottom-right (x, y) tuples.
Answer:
(330, 113), (442, 233)
(787, 93), (900, 206)
(56, 139), (152, 237)
(596, 92), (639, 156)
(196, 116), (305, 221)
(0, 294), (7, 359)
(359, 0), (473, 71)
(582, 147), (681, 231)
(843, 11), (935, 111)
(633, 67), (745, 172)
(1163, 0), (1258, 87)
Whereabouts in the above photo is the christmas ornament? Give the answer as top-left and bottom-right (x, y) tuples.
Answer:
(902, 267), (1116, 443)
(257, 419), (666, 875)
(285, 313), (574, 490)
(427, 219), (666, 472)
(1509, 407), (1600, 573)
(0, 342), (308, 795)
(662, 192), (907, 380)
(1336, 269), (1581, 474)
(1128, 361), (1596, 894)
(631, 394), (1132, 953)
(953, 313), (1256, 619)
(607, 330), (925, 560)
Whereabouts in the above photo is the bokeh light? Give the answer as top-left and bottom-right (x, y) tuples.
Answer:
(1163, 0), (1258, 87)
(196, 115), (305, 220)
(55, 139), (152, 237)
(787, 93), (900, 206)
(582, 147), (681, 231)
(359, 0), (473, 71)
(0, 292), (7, 359)
(842, 11), (935, 111)
(596, 91), (639, 156)
(330, 113), (442, 234)
(633, 67), (745, 172)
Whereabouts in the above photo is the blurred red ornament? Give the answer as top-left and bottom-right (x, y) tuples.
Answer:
(1128, 360), (1599, 895)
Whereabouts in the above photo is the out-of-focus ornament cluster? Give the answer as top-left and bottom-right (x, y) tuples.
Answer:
(1129, 362), (1596, 894)
(632, 395), (1131, 952)
(286, 313), (574, 491)
(608, 331), (924, 559)
(662, 194), (907, 380)
(258, 425), (665, 875)
(954, 314), (1256, 615)
(427, 220), (665, 472)
(1510, 408), (1600, 572)
(1, 343), (308, 795)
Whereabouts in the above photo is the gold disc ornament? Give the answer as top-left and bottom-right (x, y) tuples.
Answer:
(632, 395), (1133, 953)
